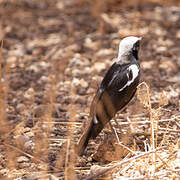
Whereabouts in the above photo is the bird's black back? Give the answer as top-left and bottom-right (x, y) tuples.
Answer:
(76, 36), (142, 156)
(90, 59), (140, 138)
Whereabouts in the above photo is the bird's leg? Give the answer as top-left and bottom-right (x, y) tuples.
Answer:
(126, 116), (136, 134)
(114, 119), (123, 133)
(109, 120), (136, 155)
(109, 121), (121, 144)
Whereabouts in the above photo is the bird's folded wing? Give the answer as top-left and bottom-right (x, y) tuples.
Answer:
(90, 62), (130, 116)
(99, 63), (130, 95)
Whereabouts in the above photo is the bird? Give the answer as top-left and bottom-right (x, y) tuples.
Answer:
(76, 36), (142, 156)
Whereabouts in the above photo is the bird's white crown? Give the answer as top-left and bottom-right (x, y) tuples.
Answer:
(118, 36), (142, 59)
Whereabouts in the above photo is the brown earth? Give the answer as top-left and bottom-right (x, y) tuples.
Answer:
(0, 0), (179, 179)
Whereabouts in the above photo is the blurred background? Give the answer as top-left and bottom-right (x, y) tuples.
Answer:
(0, 0), (180, 179)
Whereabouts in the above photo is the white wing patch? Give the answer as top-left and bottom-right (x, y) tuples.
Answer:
(93, 115), (99, 124)
(119, 64), (139, 92)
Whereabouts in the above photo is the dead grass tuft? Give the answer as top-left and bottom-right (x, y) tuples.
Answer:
(0, 1), (179, 179)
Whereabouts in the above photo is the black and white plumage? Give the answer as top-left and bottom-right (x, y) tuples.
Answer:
(76, 36), (142, 155)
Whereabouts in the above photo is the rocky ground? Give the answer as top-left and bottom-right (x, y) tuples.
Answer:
(0, 0), (179, 179)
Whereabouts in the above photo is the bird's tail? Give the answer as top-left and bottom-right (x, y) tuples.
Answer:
(75, 117), (105, 156)
(75, 120), (94, 156)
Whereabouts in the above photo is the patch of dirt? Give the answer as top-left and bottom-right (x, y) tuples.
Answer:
(0, 0), (179, 179)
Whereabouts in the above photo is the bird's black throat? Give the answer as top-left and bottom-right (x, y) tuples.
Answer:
(132, 49), (138, 60)
(132, 41), (140, 60)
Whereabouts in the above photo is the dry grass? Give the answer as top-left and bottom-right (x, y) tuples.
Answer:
(0, 0), (179, 179)
(1, 46), (179, 179)
(81, 82), (180, 179)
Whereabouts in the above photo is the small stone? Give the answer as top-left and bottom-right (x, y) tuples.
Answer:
(72, 69), (82, 76)
(56, 1), (65, 10)
(159, 60), (176, 72)
(39, 61), (50, 68)
(28, 64), (39, 72)
(7, 56), (17, 68)
(49, 175), (59, 180)
(96, 48), (113, 56)
(157, 46), (167, 52)
(38, 76), (49, 84)
(32, 47), (43, 56)
(84, 38), (99, 50)
(176, 30), (180, 38)
(72, 78), (88, 88)
(99, 13), (117, 33)
(18, 162), (30, 168)
(87, 156), (92, 162)
(16, 103), (26, 113)
(24, 127), (31, 133)
(25, 131), (34, 138)
(93, 62), (106, 72)
(75, 97), (87, 105)
(14, 135), (30, 147)
(17, 156), (29, 163)
(6, 106), (15, 114)
(0, 168), (9, 176)
(141, 61), (154, 70)
(24, 88), (35, 100)
(79, 79), (88, 88)
(24, 140), (34, 150)
(33, 105), (47, 117)
(84, 67), (92, 74)
(90, 165), (107, 174)
(68, 56), (83, 67)
(72, 78), (80, 86)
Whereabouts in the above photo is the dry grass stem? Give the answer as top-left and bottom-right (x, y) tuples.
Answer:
(85, 147), (165, 180)
(0, 1), (179, 179)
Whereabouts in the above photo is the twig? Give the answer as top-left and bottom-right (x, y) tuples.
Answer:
(109, 121), (136, 155)
(84, 147), (164, 180)
(126, 116), (136, 134)
(158, 127), (180, 133)
(3, 142), (61, 171)
(123, 170), (179, 180)
(0, 40), (3, 124)
(65, 139), (70, 180)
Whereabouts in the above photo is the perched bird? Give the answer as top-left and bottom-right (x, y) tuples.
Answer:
(76, 36), (142, 155)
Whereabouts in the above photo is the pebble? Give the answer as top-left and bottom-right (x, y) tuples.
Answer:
(72, 68), (82, 76)
(14, 135), (30, 145)
(24, 127), (31, 133)
(141, 61), (154, 70)
(0, 168), (9, 176)
(90, 165), (106, 174)
(18, 162), (30, 169)
(24, 140), (34, 151)
(68, 56), (83, 67)
(24, 88), (35, 100)
(25, 131), (34, 138)
(96, 48), (113, 56)
(38, 75), (50, 84)
(17, 156), (29, 163)
(84, 38), (99, 50)
(79, 79), (88, 88)
(16, 103), (26, 113)
(72, 78), (88, 88)
(7, 56), (17, 68)
(32, 47), (43, 56)
(49, 175), (59, 180)
(176, 30), (180, 38)
(93, 62), (106, 72)
(33, 105), (47, 117)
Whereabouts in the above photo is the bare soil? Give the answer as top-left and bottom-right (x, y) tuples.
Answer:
(0, 0), (179, 179)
